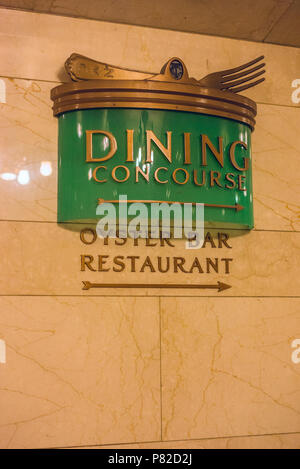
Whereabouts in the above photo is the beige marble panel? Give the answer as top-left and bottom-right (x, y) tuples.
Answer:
(0, 9), (299, 107)
(0, 221), (299, 296)
(264, 1), (300, 47)
(0, 296), (160, 449)
(161, 297), (300, 441)
(0, 75), (299, 232)
(75, 432), (300, 449)
(0, 77), (57, 221)
(253, 104), (300, 231)
(0, 0), (293, 43)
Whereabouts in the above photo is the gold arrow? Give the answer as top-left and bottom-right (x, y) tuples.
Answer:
(205, 203), (244, 211)
(82, 281), (231, 292)
(98, 199), (243, 211)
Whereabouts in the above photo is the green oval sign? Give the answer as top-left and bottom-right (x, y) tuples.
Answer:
(57, 107), (253, 229)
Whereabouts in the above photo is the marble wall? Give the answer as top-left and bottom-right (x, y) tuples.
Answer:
(0, 8), (299, 449)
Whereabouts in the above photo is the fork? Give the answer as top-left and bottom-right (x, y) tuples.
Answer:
(198, 56), (265, 93)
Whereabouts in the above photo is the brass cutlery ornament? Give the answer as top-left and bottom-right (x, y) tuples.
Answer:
(65, 53), (265, 94)
(197, 55), (265, 93)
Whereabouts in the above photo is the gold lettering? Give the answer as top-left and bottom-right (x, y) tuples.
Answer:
(146, 130), (172, 163)
(126, 129), (134, 162)
(206, 257), (218, 273)
(218, 233), (232, 249)
(112, 165), (130, 183)
(238, 174), (246, 190)
(172, 168), (189, 185)
(201, 135), (223, 167)
(160, 237), (175, 247)
(229, 141), (249, 171)
(193, 170), (205, 186)
(115, 235), (127, 246)
(173, 257), (188, 273)
(154, 167), (168, 184)
(140, 256), (155, 272)
(86, 130), (117, 162)
(146, 238), (157, 247)
(80, 255), (96, 272)
(92, 165), (107, 183)
(202, 232), (216, 248)
(98, 255), (110, 272)
(221, 258), (233, 273)
(189, 257), (204, 273)
(113, 256), (125, 272)
(127, 255), (140, 272)
(80, 228), (97, 245)
(136, 165), (150, 183)
(157, 257), (170, 273)
(225, 172), (236, 189)
(210, 170), (222, 187)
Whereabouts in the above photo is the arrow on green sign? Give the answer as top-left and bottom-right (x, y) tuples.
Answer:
(98, 199), (243, 211)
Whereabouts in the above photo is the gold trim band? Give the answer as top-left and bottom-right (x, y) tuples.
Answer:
(51, 79), (257, 129)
